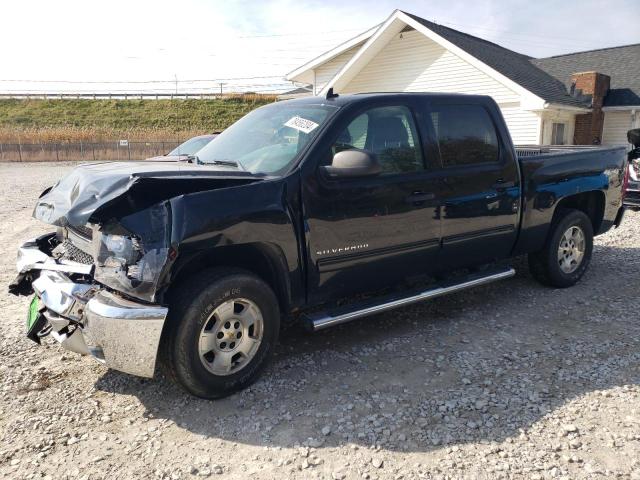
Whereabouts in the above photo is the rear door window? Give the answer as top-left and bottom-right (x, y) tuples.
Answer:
(430, 104), (500, 167)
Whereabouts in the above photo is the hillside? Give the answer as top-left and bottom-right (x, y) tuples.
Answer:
(0, 96), (276, 143)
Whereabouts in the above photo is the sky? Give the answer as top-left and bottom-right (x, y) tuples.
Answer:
(0, 0), (638, 95)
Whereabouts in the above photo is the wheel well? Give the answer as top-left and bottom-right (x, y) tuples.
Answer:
(164, 244), (291, 313)
(553, 191), (605, 233)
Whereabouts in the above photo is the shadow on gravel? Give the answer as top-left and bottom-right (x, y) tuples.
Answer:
(95, 248), (640, 452)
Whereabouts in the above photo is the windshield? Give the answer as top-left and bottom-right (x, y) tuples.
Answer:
(196, 102), (338, 174)
(168, 136), (214, 156)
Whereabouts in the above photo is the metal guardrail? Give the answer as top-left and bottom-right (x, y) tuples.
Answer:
(0, 92), (283, 100)
(0, 141), (182, 162)
(0, 93), (230, 100)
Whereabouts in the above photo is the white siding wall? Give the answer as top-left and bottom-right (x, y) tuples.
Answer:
(602, 110), (635, 146)
(328, 30), (541, 144)
(500, 105), (541, 145)
(341, 30), (521, 104)
(315, 44), (364, 93)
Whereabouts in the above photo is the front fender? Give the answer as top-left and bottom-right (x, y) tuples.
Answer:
(164, 177), (304, 308)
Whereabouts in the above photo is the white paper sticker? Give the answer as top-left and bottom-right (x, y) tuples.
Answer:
(284, 116), (319, 134)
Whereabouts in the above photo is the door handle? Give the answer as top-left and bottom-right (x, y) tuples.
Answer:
(491, 179), (516, 190)
(405, 191), (435, 205)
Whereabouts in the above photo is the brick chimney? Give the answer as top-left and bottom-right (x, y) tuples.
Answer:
(571, 71), (610, 145)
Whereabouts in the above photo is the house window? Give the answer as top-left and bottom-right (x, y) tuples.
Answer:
(552, 123), (566, 145)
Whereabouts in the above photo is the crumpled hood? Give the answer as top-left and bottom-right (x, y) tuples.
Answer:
(33, 161), (262, 227)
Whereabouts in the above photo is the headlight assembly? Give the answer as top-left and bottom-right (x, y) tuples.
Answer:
(97, 233), (141, 265)
(92, 203), (172, 302)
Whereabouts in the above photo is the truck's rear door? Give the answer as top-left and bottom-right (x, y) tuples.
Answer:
(425, 100), (521, 268)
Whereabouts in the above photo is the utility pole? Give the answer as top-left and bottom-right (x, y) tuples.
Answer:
(217, 82), (226, 97)
(174, 74), (178, 95)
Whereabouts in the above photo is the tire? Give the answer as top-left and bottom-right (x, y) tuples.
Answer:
(162, 268), (280, 399)
(528, 208), (594, 288)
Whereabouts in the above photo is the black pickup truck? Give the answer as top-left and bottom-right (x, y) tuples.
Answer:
(10, 92), (628, 398)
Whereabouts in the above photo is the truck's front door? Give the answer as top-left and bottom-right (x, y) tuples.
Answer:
(426, 101), (521, 269)
(301, 101), (442, 303)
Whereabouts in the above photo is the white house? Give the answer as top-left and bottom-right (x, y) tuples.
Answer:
(286, 10), (640, 147)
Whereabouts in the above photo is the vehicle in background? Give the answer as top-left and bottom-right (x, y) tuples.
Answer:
(146, 134), (218, 162)
(11, 92), (628, 399)
(624, 128), (640, 211)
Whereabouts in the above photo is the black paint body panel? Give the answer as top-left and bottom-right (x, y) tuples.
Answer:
(513, 146), (626, 255)
(30, 93), (628, 314)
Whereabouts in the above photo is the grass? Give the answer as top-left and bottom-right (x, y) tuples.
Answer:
(0, 95), (277, 143)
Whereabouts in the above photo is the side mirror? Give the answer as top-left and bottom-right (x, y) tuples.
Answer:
(321, 149), (381, 179)
(628, 128), (640, 148)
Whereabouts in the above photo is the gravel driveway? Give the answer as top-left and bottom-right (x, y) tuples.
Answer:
(1, 162), (639, 480)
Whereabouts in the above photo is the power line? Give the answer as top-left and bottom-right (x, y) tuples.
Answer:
(0, 83), (297, 93)
(5, 18), (608, 93)
(0, 75), (287, 84)
(0, 86), (294, 93)
(235, 27), (365, 39)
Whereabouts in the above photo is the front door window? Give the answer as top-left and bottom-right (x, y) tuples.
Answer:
(333, 105), (424, 174)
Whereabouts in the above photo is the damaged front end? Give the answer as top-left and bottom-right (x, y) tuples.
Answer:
(10, 161), (263, 378)
(12, 223), (170, 378)
(91, 201), (173, 304)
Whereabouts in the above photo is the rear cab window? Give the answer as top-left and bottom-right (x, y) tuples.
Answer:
(429, 104), (500, 167)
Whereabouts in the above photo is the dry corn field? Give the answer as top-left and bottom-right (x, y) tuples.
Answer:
(0, 95), (278, 161)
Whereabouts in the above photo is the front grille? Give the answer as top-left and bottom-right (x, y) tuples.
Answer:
(61, 240), (94, 265)
(68, 224), (93, 240)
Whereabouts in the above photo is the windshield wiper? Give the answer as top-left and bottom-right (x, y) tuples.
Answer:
(209, 159), (240, 168)
(196, 157), (246, 170)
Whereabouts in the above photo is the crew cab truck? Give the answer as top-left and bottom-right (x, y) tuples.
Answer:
(10, 92), (628, 399)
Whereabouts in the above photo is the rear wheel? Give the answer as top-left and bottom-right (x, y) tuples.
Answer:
(163, 268), (280, 399)
(528, 209), (594, 288)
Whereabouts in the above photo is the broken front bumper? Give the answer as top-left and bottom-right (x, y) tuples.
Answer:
(13, 235), (168, 378)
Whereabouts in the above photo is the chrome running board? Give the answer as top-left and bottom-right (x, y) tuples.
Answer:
(304, 267), (515, 331)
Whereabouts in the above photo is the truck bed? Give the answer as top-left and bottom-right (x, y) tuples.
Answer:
(513, 144), (627, 255)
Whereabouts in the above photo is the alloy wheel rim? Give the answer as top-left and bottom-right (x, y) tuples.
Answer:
(557, 225), (585, 274)
(198, 298), (263, 376)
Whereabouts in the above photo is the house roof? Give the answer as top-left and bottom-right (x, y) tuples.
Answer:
(280, 86), (313, 96)
(532, 44), (640, 107)
(288, 10), (637, 110)
(276, 85), (313, 100)
(285, 25), (380, 85)
(402, 12), (589, 108)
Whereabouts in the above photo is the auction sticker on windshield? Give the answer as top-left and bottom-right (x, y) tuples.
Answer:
(284, 116), (319, 134)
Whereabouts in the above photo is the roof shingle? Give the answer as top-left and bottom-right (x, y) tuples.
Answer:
(403, 11), (639, 108)
(532, 45), (640, 107)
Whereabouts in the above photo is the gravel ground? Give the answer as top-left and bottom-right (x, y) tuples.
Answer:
(1, 162), (639, 480)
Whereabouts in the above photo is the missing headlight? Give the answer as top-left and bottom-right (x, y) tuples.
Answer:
(92, 202), (173, 302)
(95, 233), (142, 265)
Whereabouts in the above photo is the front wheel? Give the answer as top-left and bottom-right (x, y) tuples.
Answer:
(528, 209), (594, 288)
(162, 268), (280, 399)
